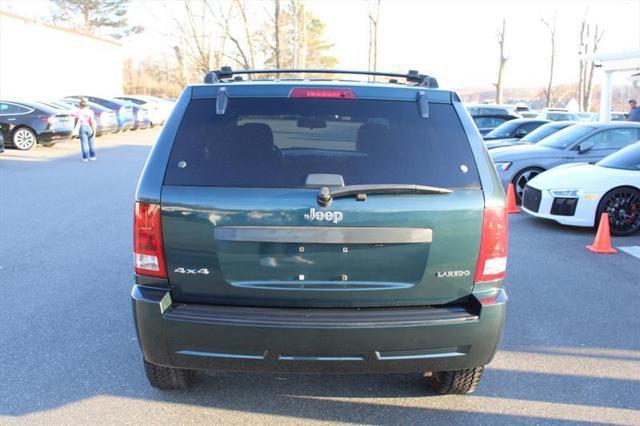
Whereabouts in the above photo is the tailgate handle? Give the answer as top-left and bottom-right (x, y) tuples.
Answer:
(214, 226), (432, 244)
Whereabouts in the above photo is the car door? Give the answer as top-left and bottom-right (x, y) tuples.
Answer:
(573, 128), (639, 163)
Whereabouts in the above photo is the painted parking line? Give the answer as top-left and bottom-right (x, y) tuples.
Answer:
(618, 245), (640, 260)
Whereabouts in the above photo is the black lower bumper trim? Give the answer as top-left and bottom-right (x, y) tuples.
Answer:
(132, 286), (506, 374)
(164, 303), (478, 329)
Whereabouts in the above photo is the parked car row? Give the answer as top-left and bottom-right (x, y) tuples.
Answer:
(491, 122), (640, 203)
(522, 142), (640, 235)
(445, 104), (640, 235)
(467, 102), (632, 138)
(0, 95), (175, 150)
(476, 115), (640, 234)
(0, 100), (75, 150)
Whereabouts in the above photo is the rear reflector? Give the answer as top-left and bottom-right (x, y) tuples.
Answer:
(290, 88), (356, 99)
(133, 202), (167, 278)
(474, 207), (508, 283)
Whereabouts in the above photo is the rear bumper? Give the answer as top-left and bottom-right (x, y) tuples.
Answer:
(133, 119), (151, 129)
(97, 123), (118, 135)
(38, 129), (72, 143)
(132, 286), (507, 373)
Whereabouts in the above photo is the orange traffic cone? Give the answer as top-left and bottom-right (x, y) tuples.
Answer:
(586, 213), (617, 254)
(506, 183), (520, 214)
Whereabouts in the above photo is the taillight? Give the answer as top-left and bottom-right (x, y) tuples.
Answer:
(474, 207), (508, 282)
(133, 202), (167, 278)
(41, 115), (57, 124)
(290, 88), (356, 99)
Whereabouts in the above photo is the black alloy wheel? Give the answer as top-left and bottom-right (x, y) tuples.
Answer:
(599, 188), (640, 236)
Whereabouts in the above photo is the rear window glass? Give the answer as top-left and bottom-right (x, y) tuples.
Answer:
(164, 98), (480, 189)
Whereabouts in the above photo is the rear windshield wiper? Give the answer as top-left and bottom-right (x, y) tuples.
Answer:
(317, 184), (452, 206)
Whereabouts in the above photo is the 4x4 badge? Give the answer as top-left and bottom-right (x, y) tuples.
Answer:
(304, 208), (343, 224)
(174, 267), (210, 275)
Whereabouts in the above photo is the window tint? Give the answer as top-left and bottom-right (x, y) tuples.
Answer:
(0, 103), (20, 114)
(474, 117), (507, 129)
(467, 106), (511, 115)
(521, 124), (564, 142)
(584, 129), (638, 149)
(165, 98), (481, 189)
(484, 120), (521, 138)
(538, 125), (594, 149)
(0, 103), (12, 114)
(546, 112), (578, 121)
(597, 143), (640, 170)
(2, 103), (31, 114)
(520, 121), (544, 132)
(120, 97), (144, 105)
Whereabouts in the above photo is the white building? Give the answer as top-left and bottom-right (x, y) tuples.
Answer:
(0, 11), (123, 100)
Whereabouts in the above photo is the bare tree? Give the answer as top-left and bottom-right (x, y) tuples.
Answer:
(494, 18), (508, 104)
(578, 16), (604, 112)
(210, 1), (253, 69)
(583, 26), (603, 112)
(541, 14), (557, 108)
(367, 0), (381, 81)
(298, 2), (307, 69)
(234, 0), (256, 69)
(578, 18), (587, 111)
(175, 0), (213, 76)
(274, 0), (281, 70)
(173, 45), (187, 87)
(292, 0), (298, 68)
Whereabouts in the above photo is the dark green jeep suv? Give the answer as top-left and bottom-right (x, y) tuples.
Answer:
(132, 68), (508, 394)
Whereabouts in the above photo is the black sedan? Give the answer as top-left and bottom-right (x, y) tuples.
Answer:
(0, 101), (74, 150)
(483, 119), (550, 141)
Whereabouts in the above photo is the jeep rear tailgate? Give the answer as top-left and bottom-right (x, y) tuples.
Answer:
(161, 187), (482, 307)
(160, 94), (484, 308)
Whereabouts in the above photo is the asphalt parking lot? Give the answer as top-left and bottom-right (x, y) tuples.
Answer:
(1, 129), (639, 425)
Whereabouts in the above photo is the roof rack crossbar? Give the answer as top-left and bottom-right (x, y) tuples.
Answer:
(204, 67), (438, 88)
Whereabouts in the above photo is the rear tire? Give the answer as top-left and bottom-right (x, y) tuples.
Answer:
(12, 127), (37, 150)
(428, 367), (484, 394)
(596, 187), (640, 236)
(143, 359), (193, 389)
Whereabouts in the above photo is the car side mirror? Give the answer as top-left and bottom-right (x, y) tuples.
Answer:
(577, 141), (594, 153)
(514, 129), (527, 138)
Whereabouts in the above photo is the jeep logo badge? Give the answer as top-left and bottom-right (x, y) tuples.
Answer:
(304, 208), (344, 224)
(436, 270), (470, 278)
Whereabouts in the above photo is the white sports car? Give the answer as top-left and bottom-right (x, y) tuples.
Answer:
(521, 142), (640, 235)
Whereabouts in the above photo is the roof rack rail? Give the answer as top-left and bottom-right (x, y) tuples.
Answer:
(204, 67), (439, 88)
